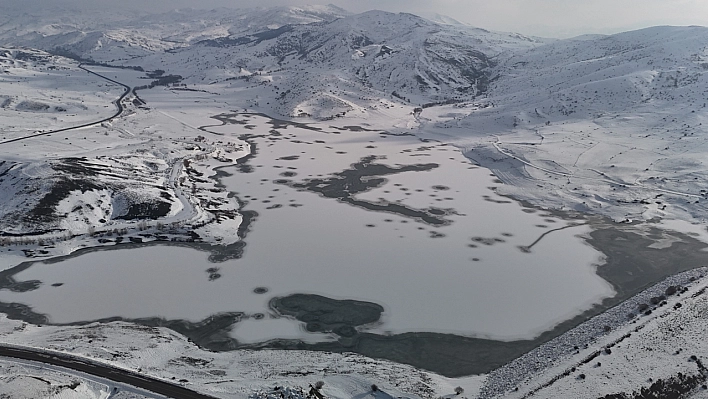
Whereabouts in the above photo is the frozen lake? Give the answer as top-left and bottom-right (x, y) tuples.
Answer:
(0, 113), (614, 341)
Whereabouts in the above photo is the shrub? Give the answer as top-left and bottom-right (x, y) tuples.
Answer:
(455, 386), (464, 395)
(650, 295), (666, 305)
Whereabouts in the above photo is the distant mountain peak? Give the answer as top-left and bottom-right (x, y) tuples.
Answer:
(423, 13), (468, 26)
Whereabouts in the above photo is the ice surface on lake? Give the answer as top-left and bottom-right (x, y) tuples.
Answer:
(0, 114), (614, 341)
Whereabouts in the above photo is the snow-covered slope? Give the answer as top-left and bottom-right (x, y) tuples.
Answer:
(0, 7), (547, 120)
(0, 5), (350, 64)
(486, 25), (708, 119)
(430, 25), (708, 223)
(186, 10), (544, 114)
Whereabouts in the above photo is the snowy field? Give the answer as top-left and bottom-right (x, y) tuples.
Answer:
(421, 26), (708, 226)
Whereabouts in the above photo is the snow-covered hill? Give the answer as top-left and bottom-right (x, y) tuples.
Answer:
(0, 5), (350, 63)
(428, 25), (708, 223)
(180, 10), (545, 115)
(0, 7), (547, 119)
(485, 25), (708, 119)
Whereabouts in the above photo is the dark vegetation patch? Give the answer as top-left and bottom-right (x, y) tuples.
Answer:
(598, 367), (706, 399)
(115, 201), (172, 221)
(28, 177), (101, 225)
(49, 48), (144, 71)
(134, 74), (183, 90)
(199, 25), (295, 48)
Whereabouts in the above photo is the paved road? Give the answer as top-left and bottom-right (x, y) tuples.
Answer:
(0, 64), (131, 145)
(0, 345), (219, 399)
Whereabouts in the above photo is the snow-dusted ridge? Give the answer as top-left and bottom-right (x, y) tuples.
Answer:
(8, 7), (704, 225)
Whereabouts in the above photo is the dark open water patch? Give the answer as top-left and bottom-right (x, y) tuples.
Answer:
(206, 267), (221, 281)
(219, 112), (325, 133)
(270, 294), (383, 338)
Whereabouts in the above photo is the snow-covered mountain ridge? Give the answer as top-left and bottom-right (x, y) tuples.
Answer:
(0, 7), (547, 116)
(183, 10), (545, 116)
(0, 5), (350, 63)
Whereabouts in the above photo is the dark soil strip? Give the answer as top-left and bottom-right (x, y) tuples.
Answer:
(517, 223), (584, 253)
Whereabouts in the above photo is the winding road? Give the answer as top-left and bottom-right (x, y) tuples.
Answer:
(0, 345), (218, 399)
(0, 64), (131, 145)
